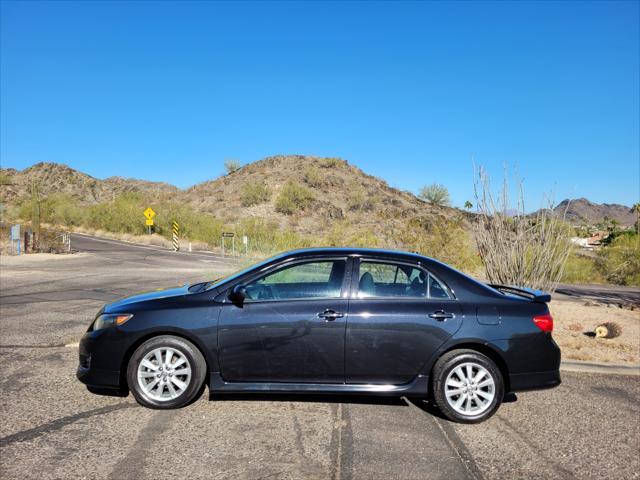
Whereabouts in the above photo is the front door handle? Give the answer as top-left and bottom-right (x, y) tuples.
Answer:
(318, 309), (345, 321)
(428, 310), (454, 321)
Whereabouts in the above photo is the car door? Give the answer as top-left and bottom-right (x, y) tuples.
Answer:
(346, 258), (462, 384)
(218, 257), (351, 383)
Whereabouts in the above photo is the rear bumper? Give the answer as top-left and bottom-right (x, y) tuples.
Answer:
(509, 369), (561, 392)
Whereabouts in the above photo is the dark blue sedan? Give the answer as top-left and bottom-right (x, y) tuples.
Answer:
(77, 248), (561, 423)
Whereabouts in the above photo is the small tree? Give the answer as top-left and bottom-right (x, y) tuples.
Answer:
(419, 183), (450, 206)
(464, 200), (473, 210)
(224, 159), (242, 174)
(473, 166), (571, 293)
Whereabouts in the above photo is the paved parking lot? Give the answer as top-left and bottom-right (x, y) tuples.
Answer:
(1, 235), (638, 479)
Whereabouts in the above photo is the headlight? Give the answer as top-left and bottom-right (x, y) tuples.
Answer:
(93, 313), (133, 331)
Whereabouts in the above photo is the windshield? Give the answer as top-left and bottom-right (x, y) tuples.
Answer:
(205, 252), (288, 290)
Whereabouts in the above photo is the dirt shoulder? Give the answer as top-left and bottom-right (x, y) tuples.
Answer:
(551, 299), (639, 365)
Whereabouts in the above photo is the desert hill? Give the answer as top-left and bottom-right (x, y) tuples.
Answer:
(0, 162), (178, 204)
(553, 198), (636, 227)
(182, 155), (457, 236)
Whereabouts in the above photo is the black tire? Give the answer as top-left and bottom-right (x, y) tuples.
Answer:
(432, 349), (504, 424)
(127, 335), (207, 409)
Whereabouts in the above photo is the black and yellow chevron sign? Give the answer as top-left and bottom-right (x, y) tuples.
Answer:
(172, 221), (179, 251)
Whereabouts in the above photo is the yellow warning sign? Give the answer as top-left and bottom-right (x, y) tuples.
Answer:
(143, 207), (156, 220)
(146, 219), (154, 226)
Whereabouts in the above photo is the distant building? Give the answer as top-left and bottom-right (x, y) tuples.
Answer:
(570, 231), (609, 250)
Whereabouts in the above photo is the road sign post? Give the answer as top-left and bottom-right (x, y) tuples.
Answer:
(221, 232), (234, 256)
(172, 221), (179, 251)
(143, 207), (156, 235)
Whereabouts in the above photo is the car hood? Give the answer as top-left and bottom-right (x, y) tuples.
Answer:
(104, 284), (191, 311)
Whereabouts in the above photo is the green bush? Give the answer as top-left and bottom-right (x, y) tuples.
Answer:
(402, 216), (480, 274)
(303, 166), (324, 187)
(17, 193), (87, 228)
(561, 253), (605, 284)
(322, 221), (380, 248)
(599, 234), (640, 286)
(322, 157), (345, 169)
(240, 180), (271, 206)
(274, 181), (314, 215)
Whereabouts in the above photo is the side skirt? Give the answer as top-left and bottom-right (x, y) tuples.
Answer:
(208, 372), (430, 396)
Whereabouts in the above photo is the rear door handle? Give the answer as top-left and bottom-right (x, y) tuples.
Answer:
(428, 310), (454, 321)
(318, 309), (345, 321)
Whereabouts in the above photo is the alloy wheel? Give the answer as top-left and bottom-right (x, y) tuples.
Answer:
(444, 362), (496, 416)
(137, 347), (192, 402)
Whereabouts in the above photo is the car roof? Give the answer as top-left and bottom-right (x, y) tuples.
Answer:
(281, 247), (430, 262)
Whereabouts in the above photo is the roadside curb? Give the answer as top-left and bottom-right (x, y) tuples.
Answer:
(560, 360), (640, 376)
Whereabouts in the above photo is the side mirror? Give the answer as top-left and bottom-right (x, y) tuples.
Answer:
(228, 284), (246, 305)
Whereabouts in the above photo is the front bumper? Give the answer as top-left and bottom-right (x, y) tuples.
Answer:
(76, 330), (125, 393)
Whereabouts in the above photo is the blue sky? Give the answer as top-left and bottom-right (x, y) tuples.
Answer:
(1, 1), (638, 209)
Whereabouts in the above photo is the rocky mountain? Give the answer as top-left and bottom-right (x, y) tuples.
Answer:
(0, 162), (179, 204)
(553, 198), (636, 227)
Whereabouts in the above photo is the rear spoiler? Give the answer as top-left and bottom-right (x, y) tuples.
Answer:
(488, 284), (551, 303)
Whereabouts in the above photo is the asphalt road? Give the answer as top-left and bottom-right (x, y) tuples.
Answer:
(1, 235), (639, 479)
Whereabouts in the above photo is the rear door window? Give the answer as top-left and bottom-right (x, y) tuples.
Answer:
(356, 260), (452, 299)
(357, 261), (427, 298)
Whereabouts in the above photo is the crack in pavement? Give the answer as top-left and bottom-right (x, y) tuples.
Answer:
(0, 403), (137, 447)
(403, 397), (485, 480)
(329, 403), (353, 480)
(107, 411), (176, 480)
(495, 414), (578, 479)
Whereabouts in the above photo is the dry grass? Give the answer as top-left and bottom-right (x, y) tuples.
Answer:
(551, 299), (639, 364)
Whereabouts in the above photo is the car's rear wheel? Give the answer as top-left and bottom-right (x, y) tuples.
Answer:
(127, 335), (206, 409)
(432, 349), (503, 423)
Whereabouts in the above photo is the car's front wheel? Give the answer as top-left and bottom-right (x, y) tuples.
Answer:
(127, 335), (206, 409)
(432, 349), (504, 423)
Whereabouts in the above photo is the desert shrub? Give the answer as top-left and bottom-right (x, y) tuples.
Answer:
(85, 192), (146, 234)
(322, 157), (345, 169)
(224, 159), (242, 174)
(402, 216), (480, 273)
(322, 220), (381, 248)
(473, 167), (571, 292)
(17, 193), (87, 228)
(561, 253), (605, 284)
(599, 234), (640, 286)
(347, 183), (376, 211)
(303, 166), (324, 187)
(419, 183), (450, 206)
(152, 202), (224, 244)
(240, 180), (271, 206)
(274, 181), (314, 215)
(0, 172), (12, 185)
(233, 218), (312, 256)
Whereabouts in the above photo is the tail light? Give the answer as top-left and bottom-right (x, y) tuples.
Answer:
(533, 313), (554, 332)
